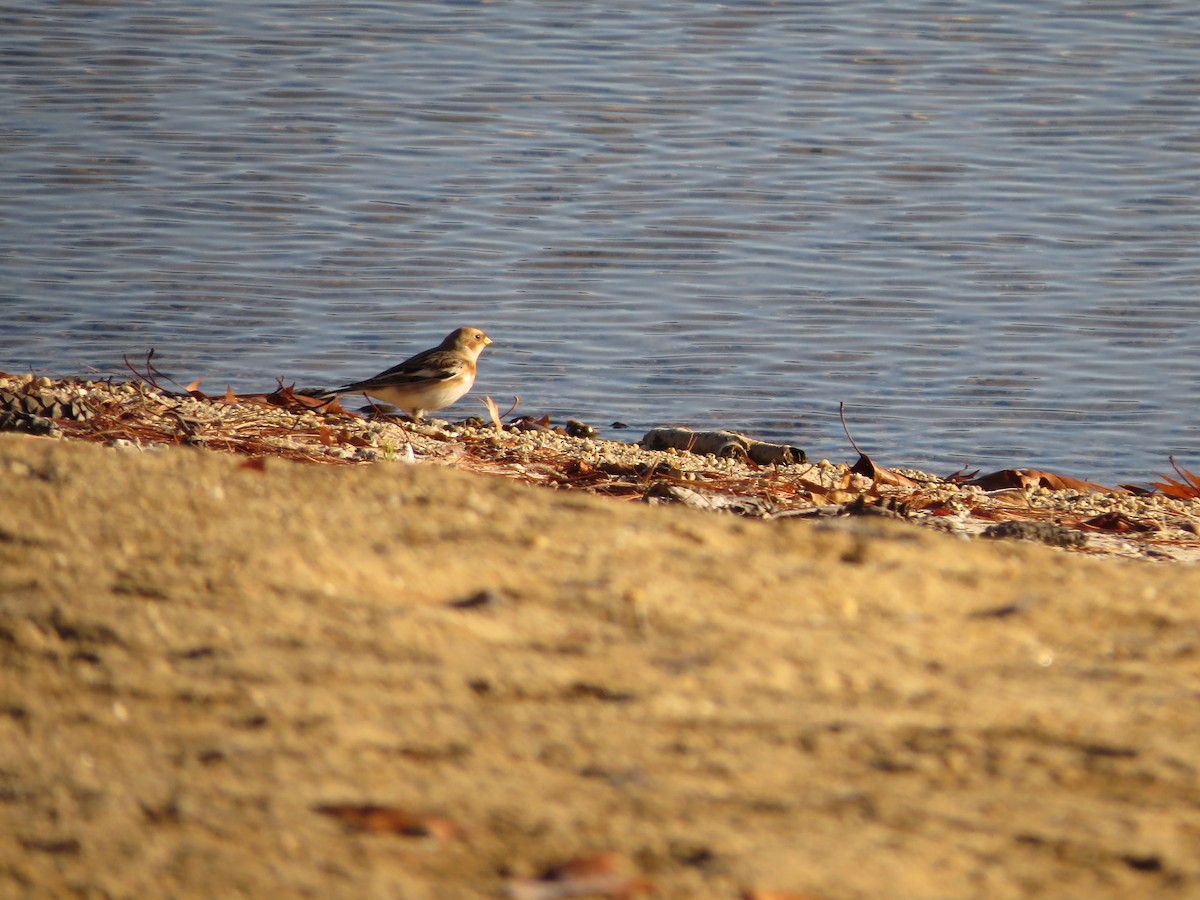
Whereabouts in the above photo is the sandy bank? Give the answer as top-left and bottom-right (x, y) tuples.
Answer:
(2, 432), (1199, 898)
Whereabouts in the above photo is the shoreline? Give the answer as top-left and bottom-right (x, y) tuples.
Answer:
(3, 370), (1199, 562)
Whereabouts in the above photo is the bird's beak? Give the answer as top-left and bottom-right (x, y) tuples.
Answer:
(484, 336), (494, 346)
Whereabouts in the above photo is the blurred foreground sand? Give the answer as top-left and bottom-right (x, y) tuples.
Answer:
(2, 433), (1198, 898)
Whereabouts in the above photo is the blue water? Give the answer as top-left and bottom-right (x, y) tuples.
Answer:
(3, 1), (1199, 483)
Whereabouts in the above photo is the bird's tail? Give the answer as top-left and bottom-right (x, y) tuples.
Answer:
(296, 386), (340, 405)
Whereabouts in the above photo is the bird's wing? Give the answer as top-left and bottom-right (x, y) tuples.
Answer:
(339, 353), (467, 392)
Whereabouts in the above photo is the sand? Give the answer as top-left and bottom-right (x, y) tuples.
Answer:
(2, 431), (1199, 899)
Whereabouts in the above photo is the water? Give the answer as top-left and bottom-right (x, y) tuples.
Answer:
(3, 0), (1199, 484)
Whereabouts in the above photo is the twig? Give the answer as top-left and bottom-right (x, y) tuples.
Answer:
(838, 400), (864, 457)
(1168, 455), (1198, 487)
(121, 348), (199, 395)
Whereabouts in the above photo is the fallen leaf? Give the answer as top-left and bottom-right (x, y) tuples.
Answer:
(1080, 511), (1158, 533)
(479, 394), (503, 431)
(943, 465), (981, 484)
(968, 469), (1113, 493)
(510, 415), (553, 433)
(185, 383), (211, 400)
(849, 452), (918, 488)
(265, 382), (350, 414)
(837, 401), (916, 488)
(563, 459), (595, 477)
(1149, 457), (1200, 500)
(312, 803), (458, 841)
(447, 588), (504, 609)
(507, 852), (652, 900)
(336, 428), (372, 448)
(982, 488), (1033, 508)
(1118, 483), (1156, 496)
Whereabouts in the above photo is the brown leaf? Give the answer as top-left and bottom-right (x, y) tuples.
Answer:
(849, 452), (918, 488)
(313, 803), (458, 840)
(510, 415), (552, 433)
(1151, 479), (1200, 500)
(222, 386), (238, 404)
(1119, 482), (1156, 496)
(563, 459), (595, 477)
(1149, 457), (1200, 499)
(1080, 511), (1158, 533)
(968, 468), (1113, 493)
(967, 505), (1015, 522)
(264, 383), (349, 414)
(983, 489), (1033, 508)
(342, 429), (373, 448)
(183, 381), (212, 400)
(507, 852), (652, 900)
(943, 466), (981, 484)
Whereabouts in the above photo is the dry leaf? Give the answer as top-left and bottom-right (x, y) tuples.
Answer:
(510, 415), (553, 433)
(479, 394), (503, 431)
(968, 468), (1113, 493)
(849, 452), (918, 488)
(333, 428), (372, 448)
(837, 401), (914, 488)
(791, 477), (833, 496)
(982, 488), (1033, 508)
(507, 852), (652, 900)
(323, 396), (351, 415)
(1149, 457), (1200, 499)
(312, 803), (458, 841)
(943, 465), (981, 484)
(1080, 511), (1157, 533)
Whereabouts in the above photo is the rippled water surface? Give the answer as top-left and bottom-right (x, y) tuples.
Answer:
(3, 1), (1200, 482)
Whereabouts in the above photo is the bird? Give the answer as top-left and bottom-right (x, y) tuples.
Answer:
(318, 326), (492, 421)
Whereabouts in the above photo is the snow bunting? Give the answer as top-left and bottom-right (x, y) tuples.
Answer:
(320, 326), (492, 421)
